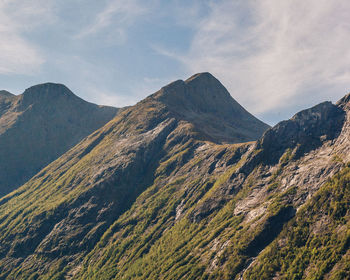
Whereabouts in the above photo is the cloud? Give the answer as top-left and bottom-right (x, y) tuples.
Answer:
(2, 0), (349, 124)
(158, 0), (350, 119)
(0, 0), (150, 76)
(84, 86), (138, 107)
(0, 0), (53, 74)
(0, 33), (44, 75)
(77, 0), (149, 40)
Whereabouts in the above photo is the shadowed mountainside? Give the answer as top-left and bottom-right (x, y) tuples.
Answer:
(0, 83), (118, 196)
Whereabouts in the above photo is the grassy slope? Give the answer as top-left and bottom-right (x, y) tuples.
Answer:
(244, 166), (350, 280)
(0, 98), (173, 279)
(75, 166), (349, 280)
(0, 84), (348, 279)
(1, 106), (348, 279)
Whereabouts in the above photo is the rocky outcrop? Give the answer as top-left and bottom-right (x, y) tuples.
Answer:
(257, 101), (345, 164)
(0, 91), (16, 118)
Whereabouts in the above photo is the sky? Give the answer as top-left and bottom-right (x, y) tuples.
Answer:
(1, 0), (350, 124)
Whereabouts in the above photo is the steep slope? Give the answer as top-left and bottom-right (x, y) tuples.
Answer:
(0, 74), (348, 280)
(0, 91), (16, 118)
(0, 73), (269, 279)
(0, 83), (118, 196)
(243, 166), (350, 279)
(75, 96), (350, 280)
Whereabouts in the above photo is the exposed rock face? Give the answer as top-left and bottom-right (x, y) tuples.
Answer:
(0, 75), (348, 280)
(0, 91), (16, 118)
(0, 83), (118, 196)
(256, 101), (345, 164)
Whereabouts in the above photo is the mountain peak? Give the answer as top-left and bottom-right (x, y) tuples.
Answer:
(154, 72), (239, 113)
(257, 101), (345, 164)
(19, 82), (81, 107)
(23, 82), (75, 98)
(0, 90), (16, 104)
(0, 82), (119, 196)
(0, 90), (14, 97)
(184, 72), (216, 83)
(151, 73), (269, 143)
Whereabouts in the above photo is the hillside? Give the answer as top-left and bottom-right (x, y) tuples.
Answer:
(0, 74), (348, 280)
(0, 83), (118, 196)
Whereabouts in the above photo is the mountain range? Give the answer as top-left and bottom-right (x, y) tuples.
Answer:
(0, 73), (348, 280)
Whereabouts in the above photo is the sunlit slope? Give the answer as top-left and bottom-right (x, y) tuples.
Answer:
(2, 75), (347, 279)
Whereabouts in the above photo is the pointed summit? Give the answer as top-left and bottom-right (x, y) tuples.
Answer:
(152, 72), (270, 143)
(185, 71), (214, 81)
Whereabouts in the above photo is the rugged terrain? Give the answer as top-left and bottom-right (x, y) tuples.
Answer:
(0, 83), (118, 196)
(0, 73), (348, 280)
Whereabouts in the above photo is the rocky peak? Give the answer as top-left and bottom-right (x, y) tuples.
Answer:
(155, 72), (246, 117)
(19, 83), (80, 108)
(0, 90), (14, 98)
(257, 101), (345, 164)
(23, 82), (73, 96)
(151, 72), (270, 143)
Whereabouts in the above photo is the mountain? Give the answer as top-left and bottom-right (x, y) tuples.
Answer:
(0, 73), (348, 280)
(0, 83), (118, 196)
(151, 72), (270, 143)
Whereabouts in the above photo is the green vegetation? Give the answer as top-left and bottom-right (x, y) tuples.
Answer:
(244, 167), (350, 280)
(0, 123), (349, 279)
(0, 78), (349, 280)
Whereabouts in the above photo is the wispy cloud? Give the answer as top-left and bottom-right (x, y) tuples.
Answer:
(157, 0), (350, 119)
(0, 0), (54, 74)
(2, 0), (349, 123)
(77, 0), (148, 40)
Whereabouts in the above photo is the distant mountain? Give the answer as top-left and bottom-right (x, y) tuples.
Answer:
(0, 74), (348, 280)
(0, 83), (118, 196)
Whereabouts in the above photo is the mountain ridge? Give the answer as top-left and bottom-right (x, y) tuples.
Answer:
(0, 74), (348, 279)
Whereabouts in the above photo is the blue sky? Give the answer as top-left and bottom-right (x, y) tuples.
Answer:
(0, 0), (350, 124)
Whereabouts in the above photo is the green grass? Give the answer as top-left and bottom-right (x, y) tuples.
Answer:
(0, 97), (348, 280)
(244, 167), (350, 280)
